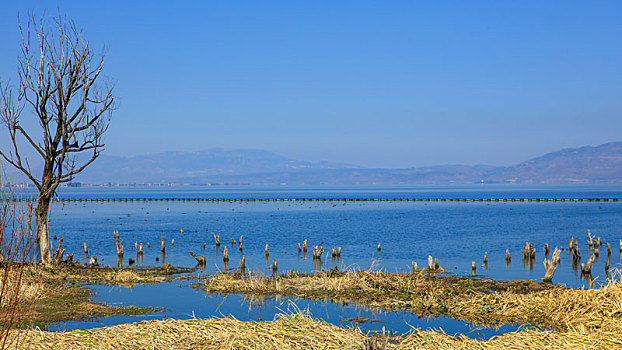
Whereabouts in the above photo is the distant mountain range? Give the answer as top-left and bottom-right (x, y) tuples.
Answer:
(70, 142), (622, 185)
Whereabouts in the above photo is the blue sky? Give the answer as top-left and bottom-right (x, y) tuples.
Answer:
(1, 1), (621, 168)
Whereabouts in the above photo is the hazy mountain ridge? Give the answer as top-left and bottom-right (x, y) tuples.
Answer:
(11, 142), (622, 185)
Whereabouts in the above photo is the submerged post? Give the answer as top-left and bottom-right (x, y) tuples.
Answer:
(545, 243), (550, 257)
(377, 242), (381, 253)
(427, 255), (433, 270)
(161, 236), (165, 253)
(483, 252), (488, 265)
(303, 239), (308, 253)
(505, 249), (511, 264)
(265, 243), (269, 259)
(472, 261), (476, 274)
(223, 246), (229, 263)
(240, 255), (246, 274)
(412, 261), (418, 272)
(272, 258), (278, 276)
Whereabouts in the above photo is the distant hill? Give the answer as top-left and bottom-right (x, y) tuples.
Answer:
(6, 142), (622, 185)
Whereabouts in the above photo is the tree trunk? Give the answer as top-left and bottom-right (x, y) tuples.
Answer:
(35, 194), (53, 265)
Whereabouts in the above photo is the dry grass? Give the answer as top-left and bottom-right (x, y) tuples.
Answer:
(202, 270), (622, 332)
(8, 311), (622, 349)
(0, 269), (44, 309)
(20, 263), (174, 287)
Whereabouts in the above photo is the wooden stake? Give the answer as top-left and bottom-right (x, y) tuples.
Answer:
(223, 246), (229, 262)
(240, 255), (246, 273)
(412, 261), (418, 272)
(483, 252), (488, 265)
(377, 242), (381, 253)
(265, 243), (269, 258)
(83, 242), (88, 256)
(303, 239), (307, 253)
(298, 243), (301, 253)
(272, 258), (278, 276)
(472, 261), (476, 274)
(505, 249), (511, 263)
(544, 243), (550, 257)
(336, 247), (341, 257)
(161, 236), (165, 253)
(171, 238), (175, 247)
(427, 255), (433, 270)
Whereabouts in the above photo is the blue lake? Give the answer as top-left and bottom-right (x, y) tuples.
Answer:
(44, 185), (622, 334)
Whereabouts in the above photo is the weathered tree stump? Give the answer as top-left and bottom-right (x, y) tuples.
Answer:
(336, 247), (341, 257)
(161, 236), (165, 253)
(265, 243), (269, 258)
(472, 261), (476, 274)
(189, 251), (206, 266)
(114, 231), (123, 258)
(240, 255), (246, 274)
(272, 259), (278, 276)
(505, 249), (511, 263)
(298, 243), (302, 253)
(483, 252), (488, 265)
(412, 261), (418, 272)
(377, 242), (381, 253)
(211, 232), (220, 247)
(223, 246), (229, 263)
(303, 239), (308, 253)
(543, 247), (561, 283)
(427, 255), (433, 270)
(580, 254), (596, 274)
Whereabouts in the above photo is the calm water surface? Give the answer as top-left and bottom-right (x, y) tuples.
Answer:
(45, 185), (622, 334)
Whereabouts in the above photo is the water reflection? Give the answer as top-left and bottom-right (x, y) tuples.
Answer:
(49, 280), (523, 340)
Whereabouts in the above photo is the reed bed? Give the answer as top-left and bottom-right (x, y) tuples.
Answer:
(203, 270), (622, 332)
(8, 311), (622, 349)
(9, 313), (367, 349)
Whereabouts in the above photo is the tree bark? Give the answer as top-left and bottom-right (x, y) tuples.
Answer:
(35, 194), (52, 265)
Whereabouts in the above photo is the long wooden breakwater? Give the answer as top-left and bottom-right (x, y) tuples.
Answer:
(45, 197), (622, 202)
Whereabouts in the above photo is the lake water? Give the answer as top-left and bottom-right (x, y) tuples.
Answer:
(45, 185), (622, 334)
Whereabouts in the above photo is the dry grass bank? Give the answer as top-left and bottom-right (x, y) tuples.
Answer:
(8, 311), (622, 349)
(202, 270), (622, 332)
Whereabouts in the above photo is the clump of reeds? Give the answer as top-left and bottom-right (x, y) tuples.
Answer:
(0, 183), (36, 348)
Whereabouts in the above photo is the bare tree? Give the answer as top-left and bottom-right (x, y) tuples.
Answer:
(0, 13), (115, 265)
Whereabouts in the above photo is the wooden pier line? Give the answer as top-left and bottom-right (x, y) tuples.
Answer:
(41, 197), (622, 202)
